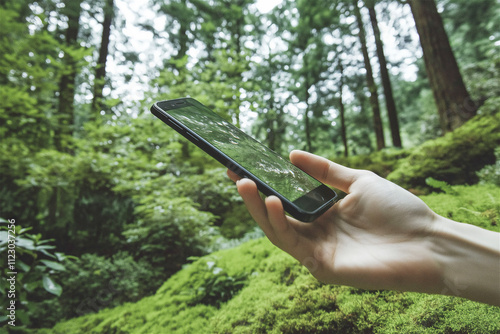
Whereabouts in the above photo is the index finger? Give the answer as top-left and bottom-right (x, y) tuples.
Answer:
(226, 169), (242, 183)
(289, 150), (363, 193)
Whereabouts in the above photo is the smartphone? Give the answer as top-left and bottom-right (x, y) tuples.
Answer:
(151, 97), (338, 222)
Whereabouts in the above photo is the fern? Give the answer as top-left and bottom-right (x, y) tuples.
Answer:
(425, 177), (457, 194)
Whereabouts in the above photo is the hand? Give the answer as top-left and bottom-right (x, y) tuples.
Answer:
(227, 150), (500, 306)
(227, 150), (440, 291)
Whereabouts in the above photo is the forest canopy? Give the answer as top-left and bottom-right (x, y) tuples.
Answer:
(0, 0), (499, 331)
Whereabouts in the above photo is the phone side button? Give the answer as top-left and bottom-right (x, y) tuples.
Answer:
(185, 132), (199, 142)
(166, 119), (183, 131)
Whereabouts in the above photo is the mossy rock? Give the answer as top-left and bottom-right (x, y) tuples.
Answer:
(387, 112), (500, 191)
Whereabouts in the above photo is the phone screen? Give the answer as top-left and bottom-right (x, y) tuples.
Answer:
(162, 100), (322, 202)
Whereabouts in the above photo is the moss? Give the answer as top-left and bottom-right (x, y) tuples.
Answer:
(331, 106), (499, 192)
(332, 148), (409, 178)
(387, 113), (500, 191)
(33, 185), (500, 334)
(420, 183), (499, 231)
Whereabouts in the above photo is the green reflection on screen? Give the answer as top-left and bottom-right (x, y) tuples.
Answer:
(168, 102), (321, 202)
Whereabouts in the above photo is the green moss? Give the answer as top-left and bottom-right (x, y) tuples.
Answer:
(331, 107), (499, 192)
(32, 184), (500, 334)
(387, 113), (500, 190)
(421, 183), (499, 231)
(332, 148), (409, 178)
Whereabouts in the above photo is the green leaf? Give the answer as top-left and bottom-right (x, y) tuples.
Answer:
(17, 260), (31, 272)
(16, 236), (35, 250)
(0, 231), (7, 246)
(54, 252), (67, 262)
(42, 275), (62, 296)
(40, 249), (57, 259)
(24, 280), (42, 293)
(40, 259), (66, 271)
(18, 226), (33, 234)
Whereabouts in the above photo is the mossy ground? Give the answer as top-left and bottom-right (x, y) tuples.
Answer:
(33, 183), (500, 334)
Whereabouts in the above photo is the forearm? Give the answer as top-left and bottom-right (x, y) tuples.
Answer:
(429, 214), (500, 306)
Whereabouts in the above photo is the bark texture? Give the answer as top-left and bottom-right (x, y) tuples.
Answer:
(409, 0), (476, 132)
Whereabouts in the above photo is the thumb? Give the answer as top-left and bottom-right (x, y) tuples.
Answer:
(289, 150), (362, 193)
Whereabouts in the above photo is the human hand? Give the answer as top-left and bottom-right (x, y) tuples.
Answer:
(228, 150), (500, 305)
(227, 150), (443, 293)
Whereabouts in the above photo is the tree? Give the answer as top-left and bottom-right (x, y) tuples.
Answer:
(441, 0), (499, 64)
(282, 0), (341, 152)
(409, 0), (476, 132)
(352, 0), (385, 150)
(338, 59), (349, 157)
(56, 0), (83, 152)
(248, 45), (289, 155)
(91, 0), (115, 117)
(366, 0), (402, 147)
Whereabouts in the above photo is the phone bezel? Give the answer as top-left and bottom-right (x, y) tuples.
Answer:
(151, 97), (338, 222)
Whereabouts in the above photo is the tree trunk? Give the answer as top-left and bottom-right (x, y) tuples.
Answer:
(92, 0), (114, 116)
(353, 0), (385, 150)
(338, 59), (348, 157)
(367, 1), (402, 148)
(266, 96), (276, 151)
(409, 0), (476, 132)
(56, 0), (83, 151)
(303, 57), (313, 152)
(177, 0), (189, 59)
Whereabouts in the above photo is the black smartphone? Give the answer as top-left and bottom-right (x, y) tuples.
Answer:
(151, 97), (338, 222)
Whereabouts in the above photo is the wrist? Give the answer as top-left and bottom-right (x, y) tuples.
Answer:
(429, 214), (500, 306)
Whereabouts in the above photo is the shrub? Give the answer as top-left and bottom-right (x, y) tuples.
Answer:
(55, 252), (159, 319)
(0, 219), (71, 329)
(477, 147), (500, 186)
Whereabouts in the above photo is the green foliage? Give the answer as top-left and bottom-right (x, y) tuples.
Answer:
(477, 147), (500, 186)
(463, 55), (500, 105)
(0, 147), (134, 255)
(425, 177), (457, 195)
(54, 252), (158, 319)
(121, 195), (216, 274)
(0, 219), (72, 329)
(218, 205), (257, 239)
(0, 8), (63, 151)
(184, 259), (248, 308)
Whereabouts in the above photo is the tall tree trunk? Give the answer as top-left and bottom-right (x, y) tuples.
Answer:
(367, 1), (402, 148)
(338, 59), (348, 157)
(353, 0), (385, 150)
(266, 96), (276, 151)
(56, 0), (83, 151)
(92, 0), (114, 116)
(303, 56), (313, 152)
(177, 0), (189, 59)
(409, 0), (476, 132)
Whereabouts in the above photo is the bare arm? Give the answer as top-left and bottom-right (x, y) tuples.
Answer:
(227, 150), (500, 306)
